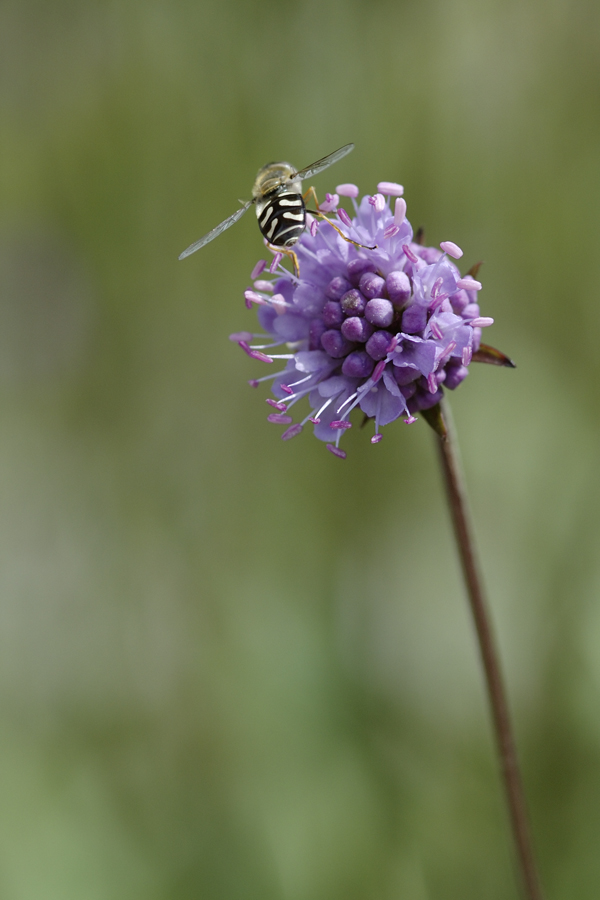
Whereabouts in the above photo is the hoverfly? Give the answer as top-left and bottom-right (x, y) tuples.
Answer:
(178, 143), (373, 275)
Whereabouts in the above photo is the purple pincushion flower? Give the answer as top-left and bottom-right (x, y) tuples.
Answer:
(234, 183), (506, 458)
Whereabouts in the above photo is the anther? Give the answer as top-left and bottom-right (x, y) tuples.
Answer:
(327, 445), (347, 459)
(244, 290), (267, 307)
(403, 244), (418, 263)
(280, 384), (294, 395)
(282, 424), (303, 440)
(267, 413), (293, 425)
(319, 193), (339, 212)
(253, 280), (275, 292)
(368, 193), (386, 212)
(394, 197), (407, 225)
(266, 399), (287, 411)
(269, 253), (283, 273)
(377, 182), (404, 196)
(338, 208), (352, 228)
(384, 225), (400, 239)
(330, 420), (352, 430)
(440, 241), (463, 259)
(372, 360), (387, 383)
(470, 317), (494, 327)
(239, 340), (274, 363)
(456, 278), (483, 291)
(229, 331), (253, 342)
(371, 434), (383, 444)
(437, 340), (457, 366)
(336, 184), (359, 198)
(432, 277), (443, 299)
(251, 260), (266, 279)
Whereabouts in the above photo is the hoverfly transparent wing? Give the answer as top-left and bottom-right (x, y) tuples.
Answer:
(178, 199), (255, 260)
(290, 143), (354, 183)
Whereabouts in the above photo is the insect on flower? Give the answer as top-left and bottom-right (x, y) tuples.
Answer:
(234, 181), (513, 458)
(178, 143), (374, 275)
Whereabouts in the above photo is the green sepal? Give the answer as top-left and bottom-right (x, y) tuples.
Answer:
(466, 261), (483, 278)
(421, 403), (448, 440)
(472, 343), (516, 368)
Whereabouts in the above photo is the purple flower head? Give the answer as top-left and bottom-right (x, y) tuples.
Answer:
(234, 185), (499, 457)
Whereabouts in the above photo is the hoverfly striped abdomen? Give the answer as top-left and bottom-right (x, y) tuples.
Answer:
(256, 189), (306, 248)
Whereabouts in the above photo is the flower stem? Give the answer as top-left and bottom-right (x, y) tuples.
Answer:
(434, 398), (545, 900)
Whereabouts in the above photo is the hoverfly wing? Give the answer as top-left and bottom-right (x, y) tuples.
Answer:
(178, 199), (254, 260)
(291, 143), (354, 183)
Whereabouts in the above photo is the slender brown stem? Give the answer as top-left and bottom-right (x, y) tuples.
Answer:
(435, 399), (544, 900)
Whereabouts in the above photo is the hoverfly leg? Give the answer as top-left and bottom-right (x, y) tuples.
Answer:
(307, 209), (377, 252)
(302, 185), (320, 210)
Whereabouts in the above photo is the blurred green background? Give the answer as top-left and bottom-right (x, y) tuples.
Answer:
(1, 0), (599, 897)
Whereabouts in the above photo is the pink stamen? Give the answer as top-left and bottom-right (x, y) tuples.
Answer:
(384, 225), (400, 239)
(250, 260), (266, 279)
(429, 293), (449, 311)
(372, 360), (387, 383)
(240, 341), (273, 363)
(338, 208), (352, 228)
(456, 277), (482, 291)
(403, 244), (418, 263)
(462, 346), (473, 366)
(470, 316), (494, 327)
(282, 424), (303, 441)
(253, 279), (275, 292)
(368, 193), (386, 212)
(403, 415), (417, 424)
(330, 420), (352, 430)
(377, 181), (404, 196)
(271, 293), (287, 313)
(438, 340), (457, 366)
(394, 197), (407, 225)
(319, 193), (339, 212)
(336, 183), (359, 198)
(310, 218), (319, 237)
(244, 290), (266, 307)
(248, 380), (260, 388)
(229, 331), (253, 342)
(327, 445), (347, 459)
(430, 321), (443, 340)
(266, 399), (287, 411)
(427, 373), (437, 393)
(269, 253), (283, 273)
(267, 413), (293, 425)
(371, 434), (383, 444)
(440, 241), (463, 259)
(309, 417), (321, 424)
(280, 384), (293, 395)
(432, 277), (443, 299)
